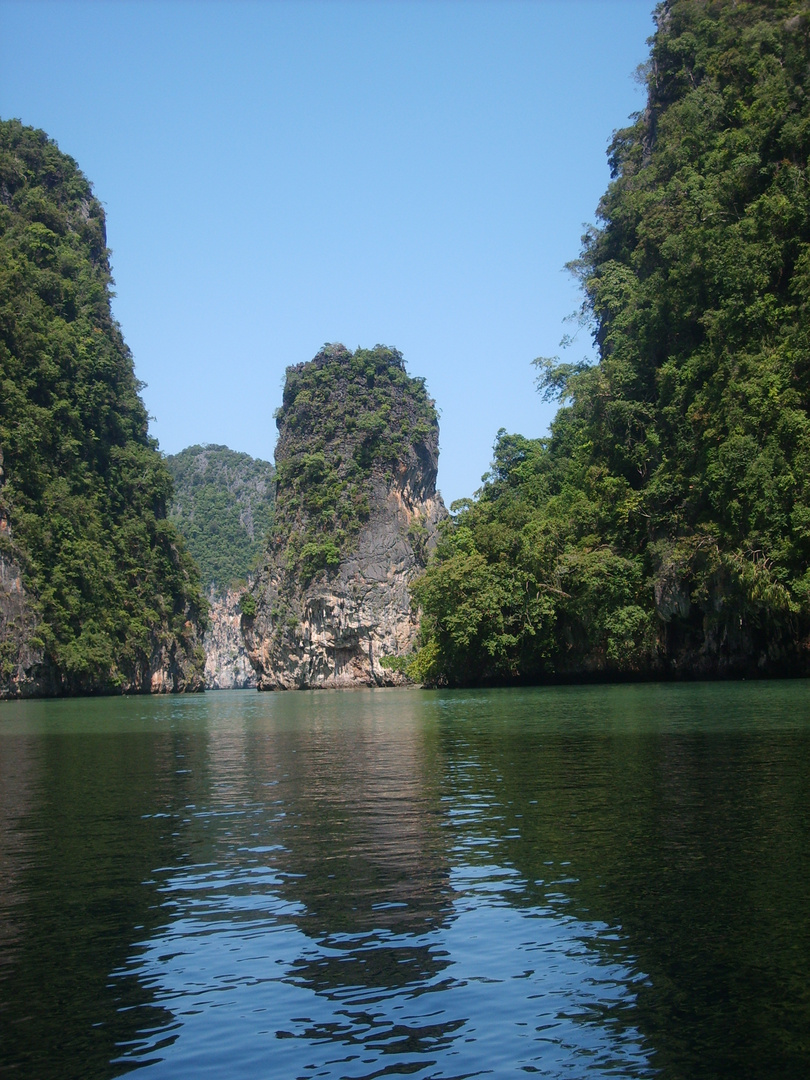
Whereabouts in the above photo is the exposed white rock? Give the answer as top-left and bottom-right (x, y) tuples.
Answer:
(203, 585), (257, 689)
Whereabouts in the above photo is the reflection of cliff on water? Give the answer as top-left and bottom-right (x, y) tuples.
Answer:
(429, 683), (810, 1080)
(103, 690), (464, 1075)
(0, 699), (184, 1080)
(273, 697), (455, 1004)
(167, 690), (455, 999)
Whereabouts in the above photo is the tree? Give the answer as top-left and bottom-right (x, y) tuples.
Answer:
(411, 1), (810, 685)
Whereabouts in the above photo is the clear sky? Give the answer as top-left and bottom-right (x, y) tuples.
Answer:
(1, 0), (654, 506)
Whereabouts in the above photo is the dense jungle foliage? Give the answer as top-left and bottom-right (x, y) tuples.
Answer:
(0, 120), (206, 693)
(166, 444), (275, 592)
(411, 0), (810, 685)
(272, 343), (438, 583)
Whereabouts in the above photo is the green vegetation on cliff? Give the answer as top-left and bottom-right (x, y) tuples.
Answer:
(271, 344), (438, 583)
(412, 0), (810, 685)
(0, 120), (206, 693)
(166, 444), (275, 592)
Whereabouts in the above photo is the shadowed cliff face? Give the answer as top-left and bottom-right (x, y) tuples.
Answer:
(244, 345), (445, 689)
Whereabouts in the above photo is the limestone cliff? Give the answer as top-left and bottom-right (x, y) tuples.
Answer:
(203, 585), (257, 689)
(243, 344), (445, 689)
(0, 541), (205, 699)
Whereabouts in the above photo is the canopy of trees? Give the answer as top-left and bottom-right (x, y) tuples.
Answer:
(0, 120), (205, 693)
(412, 0), (810, 684)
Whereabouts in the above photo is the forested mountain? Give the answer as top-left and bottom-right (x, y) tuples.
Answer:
(0, 120), (206, 696)
(411, 0), (810, 684)
(165, 444), (275, 593)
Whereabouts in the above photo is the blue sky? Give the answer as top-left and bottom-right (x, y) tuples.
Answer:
(1, 0), (653, 505)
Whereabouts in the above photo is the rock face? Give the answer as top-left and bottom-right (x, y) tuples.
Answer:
(203, 585), (257, 689)
(243, 344), (445, 689)
(141, 636), (207, 695)
(0, 549), (51, 699)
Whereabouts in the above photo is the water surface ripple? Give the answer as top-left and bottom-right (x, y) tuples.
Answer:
(1, 681), (808, 1078)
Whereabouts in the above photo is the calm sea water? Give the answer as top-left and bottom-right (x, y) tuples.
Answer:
(1, 682), (809, 1079)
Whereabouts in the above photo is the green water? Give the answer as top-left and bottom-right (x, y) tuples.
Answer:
(0, 682), (808, 1079)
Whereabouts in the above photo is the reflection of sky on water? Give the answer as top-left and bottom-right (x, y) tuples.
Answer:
(115, 859), (652, 1078)
(111, 699), (653, 1079)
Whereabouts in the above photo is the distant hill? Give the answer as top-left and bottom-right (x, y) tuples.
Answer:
(165, 445), (275, 593)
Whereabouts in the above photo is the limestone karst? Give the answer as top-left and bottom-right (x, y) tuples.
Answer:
(242, 344), (445, 689)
